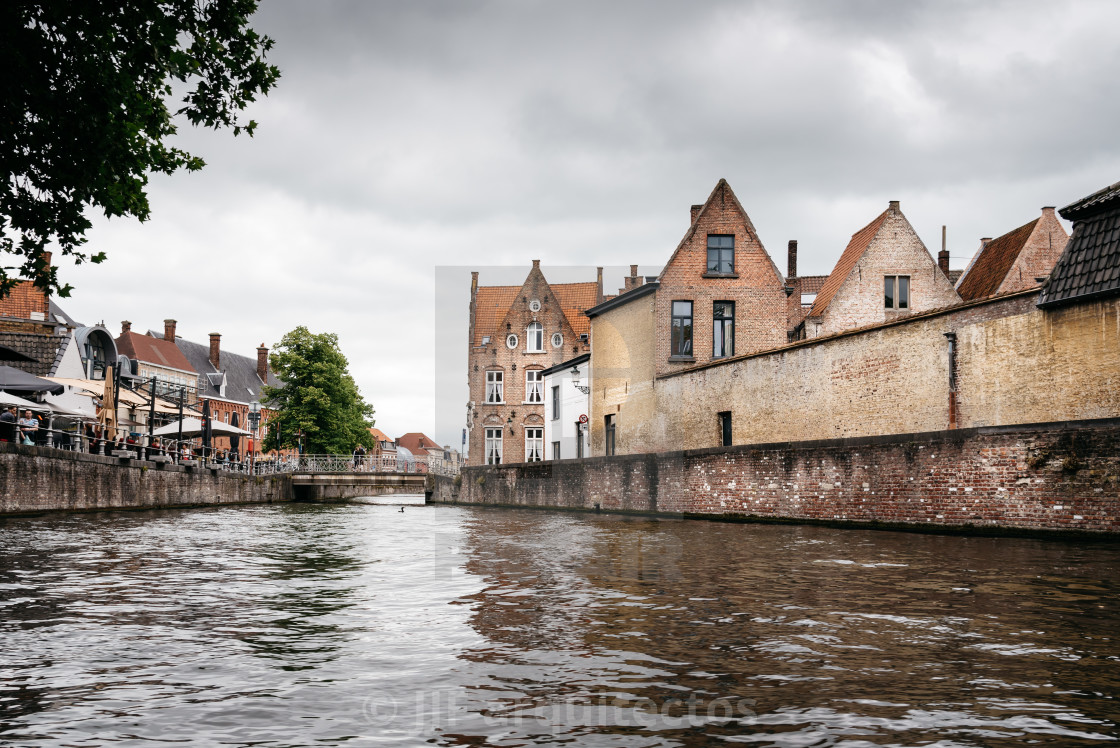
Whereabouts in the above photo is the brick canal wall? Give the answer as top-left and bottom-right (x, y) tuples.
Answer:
(431, 419), (1120, 535)
(0, 442), (292, 515)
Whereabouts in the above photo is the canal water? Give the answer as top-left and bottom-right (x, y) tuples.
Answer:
(1, 502), (1117, 746)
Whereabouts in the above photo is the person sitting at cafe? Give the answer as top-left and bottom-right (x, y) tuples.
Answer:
(0, 407), (16, 442)
(18, 410), (38, 445)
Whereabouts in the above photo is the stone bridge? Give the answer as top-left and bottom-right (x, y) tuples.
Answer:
(290, 471), (430, 502)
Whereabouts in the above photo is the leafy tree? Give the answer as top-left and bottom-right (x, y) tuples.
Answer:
(262, 327), (376, 455)
(0, 0), (280, 297)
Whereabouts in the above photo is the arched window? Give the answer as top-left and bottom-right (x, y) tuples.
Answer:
(526, 322), (544, 352)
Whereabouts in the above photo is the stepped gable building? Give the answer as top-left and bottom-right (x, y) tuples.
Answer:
(152, 321), (279, 451)
(467, 261), (603, 465)
(956, 207), (1069, 301)
(800, 200), (961, 339)
(1038, 179), (1120, 308)
(656, 179), (788, 374)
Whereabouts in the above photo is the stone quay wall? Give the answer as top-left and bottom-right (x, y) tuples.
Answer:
(0, 442), (292, 516)
(431, 419), (1120, 536)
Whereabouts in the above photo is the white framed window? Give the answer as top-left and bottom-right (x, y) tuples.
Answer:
(529, 299), (541, 312)
(485, 370), (504, 403)
(525, 370), (543, 403)
(485, 428), (503, 465)
(526, 322), (544, 352)
(506, 333), (518, 349)
(525, 427), (543, 462)
(551, 332), (563, 348)
(885, 275), (910, 309)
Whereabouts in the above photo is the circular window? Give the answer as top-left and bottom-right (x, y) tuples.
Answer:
(551, 333), (563, 348)
(506, 334), (519, 349)
(528, 299), (541, 312)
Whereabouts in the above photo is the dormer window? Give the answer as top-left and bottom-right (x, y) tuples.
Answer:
(706, 235), (735, 274)
(526, 322), (544, 352)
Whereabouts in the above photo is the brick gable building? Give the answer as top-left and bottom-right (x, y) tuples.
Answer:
(655, 179), (788, 375)
(467, 261), (601, 465)
(956, 207), (1069, 301)
(801, 200), (961, 338)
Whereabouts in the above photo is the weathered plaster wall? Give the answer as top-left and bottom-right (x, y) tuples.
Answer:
(433, 420), (1120, 535)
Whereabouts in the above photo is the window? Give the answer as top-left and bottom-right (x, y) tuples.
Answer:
(529, 299), (541, 312)
(481, 335), (491, 346)
(506, 334), (518, 349)
(485, 428), (503, 465)
(525, 428), (543, 462)
(718, 411), (732, 447)
(525, 369), (543, 403)
(884, 275), (910, 309)
(526, 323), (543, 352)
(552, 441), (561, 460)
(485, 370), (504, 403)
(670, 301), (693, 357)
(575, 422), (584, 458)
(551, 332), (563, 348)
(551, 385), (560, 419)
(604, 414), (616, 456)
(713, 301), (734, 358)
(707, 235), (735, 274)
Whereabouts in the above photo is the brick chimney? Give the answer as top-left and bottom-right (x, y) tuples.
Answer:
(256, 344), (269, 383)
(596, 266), (604, 303)
(531, 259), (540, 270)
(787, 240), (798, 280)
(690, 204), (703, 225)
(209, 332), (221, 368)
(981, 237), (992, 248)
(164, 319), (177, 342)
(121, 320), (131, 335)
(889, 200), (900, 211)
(938, 225), (951, 276)
(623, 264), (642, 292)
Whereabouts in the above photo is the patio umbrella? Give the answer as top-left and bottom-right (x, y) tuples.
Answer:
(152, 417), (252, 438)
(0, 366), (64, 394)
(201, 399), (213, 457)
(228, 411), (241, 458)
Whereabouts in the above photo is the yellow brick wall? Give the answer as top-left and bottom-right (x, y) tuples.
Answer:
(589, 291), (658, 456)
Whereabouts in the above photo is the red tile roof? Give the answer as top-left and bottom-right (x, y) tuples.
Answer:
(472, 280), (600, 345)
(955, 219), (1038, 301)
(472, 285), (521, 346)
(808, 210), (889, 318)
(115, 331), (195, 373)
(797, 275), (828, 295)
(397, 432), (441, 453)
(552, 281), (600, 338)
(369, 427), (394, 443)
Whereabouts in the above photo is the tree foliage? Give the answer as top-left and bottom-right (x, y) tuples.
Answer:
(0, 0), (280, 297)
(261, 327), (376, 455)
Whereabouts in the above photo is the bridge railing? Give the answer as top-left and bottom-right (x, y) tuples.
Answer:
(252, 454), (429, 475)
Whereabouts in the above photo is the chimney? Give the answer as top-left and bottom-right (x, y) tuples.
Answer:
(981, 237), (992, 249)
(690, 204), (703, 225)
(938, 225), (950, 276)
(532, 259), (540, 269)
(624, 264), (641, 291)
(889, 200), (900, 211)
(470, 271), (478, 296)
(257, 344), (269, 383)
(164, 319), (177, 342)
(209, 332), (221, 369)
(1041, 206), (1056, 218)
(787, 240), (798, 280)
(596, 266), (604, 303)
(121, 320), (131, 335)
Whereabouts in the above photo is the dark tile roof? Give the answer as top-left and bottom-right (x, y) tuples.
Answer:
(1059, 180), (1120, 221)
(808, 210), (888, 317)
(956, 219), (1038, 301)
(946, 269), (964, 286)
(1037, 198), (1120, 308)
(0, 331), (67, 377)
(151, 331), (279, 404)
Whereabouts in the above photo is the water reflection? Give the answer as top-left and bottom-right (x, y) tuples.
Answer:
(0, 504), (1117, 746)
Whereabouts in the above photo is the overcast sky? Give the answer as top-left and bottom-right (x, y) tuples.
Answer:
(57, 0), (1120, 447)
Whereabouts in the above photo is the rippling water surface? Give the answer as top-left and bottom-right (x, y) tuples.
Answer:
(1, 502), (1118, 746)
